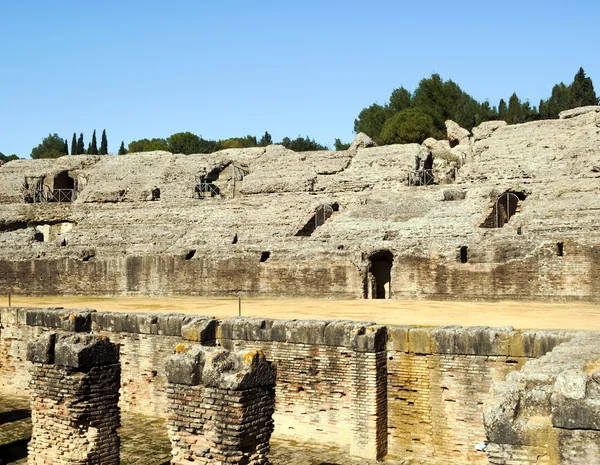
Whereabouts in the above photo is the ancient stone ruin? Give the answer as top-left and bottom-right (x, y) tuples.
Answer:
(0, 107), (599, 301)
(26, 332), (121, 465)
(165, 345), (276, 465)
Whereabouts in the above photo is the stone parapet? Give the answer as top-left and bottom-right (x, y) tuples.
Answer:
(26, 332), (121, 465)
(386, 325), (582, 357)
(166, 345), (276, 465)
(218, 317), (386, 352)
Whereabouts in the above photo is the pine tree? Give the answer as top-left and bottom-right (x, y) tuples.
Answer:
(99, 129), (108, 155)
(71, 133), (77, 156)
(77, 133), (85, 154)
(63, 139), (69, 155)
(118, 141), (127, 155)
(568, 67), (598, 109)
(90, 130), (98, 155)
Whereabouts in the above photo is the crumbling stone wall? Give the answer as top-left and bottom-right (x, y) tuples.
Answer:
(386, 326), (580, 464)
(0, 306), (592, 463)
(484, 333), (600, 465)
(165, 345), (276, 465)
(26, 332), (121, 465)
(2, 109), (600, 302)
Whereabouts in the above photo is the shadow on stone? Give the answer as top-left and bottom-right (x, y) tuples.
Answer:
(0, 408), (30, 425)
(0, 437), (30, 463)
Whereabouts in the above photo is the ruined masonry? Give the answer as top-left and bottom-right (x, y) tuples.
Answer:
(26, 332), (121, 465)
(484, 333), (600, 465)
(165, 345), (276, 465)
(1, 106), (599, 301)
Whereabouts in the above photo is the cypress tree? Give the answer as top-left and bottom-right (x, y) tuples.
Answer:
(498, 99), (507, 121)
(90, 130), (98, 155)
(77, 133), (85, 154)
(568, 67), (598, 108)
(63, 139), (69, 155)
(118, 141), (127, 155)
(71, 133), (77, 156)
(99, 129), (108, 155)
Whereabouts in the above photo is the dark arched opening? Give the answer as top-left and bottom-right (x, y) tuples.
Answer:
(53, 171), (75, 202)
(368, 250), (393, 299)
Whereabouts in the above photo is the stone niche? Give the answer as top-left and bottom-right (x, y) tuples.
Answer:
(26, 332), (121, 465)
(165, 345), (276, 465)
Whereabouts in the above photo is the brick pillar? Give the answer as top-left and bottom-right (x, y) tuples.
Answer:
(166, 345), (276, 465)
(26, 332), (121, 465)
(349, 325), (388, 460)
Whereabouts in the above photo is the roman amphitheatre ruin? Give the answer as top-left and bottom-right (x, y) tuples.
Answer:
(0, 106), (599, 464)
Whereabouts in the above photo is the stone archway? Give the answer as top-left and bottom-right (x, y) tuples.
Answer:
(367, 250), (394, 299)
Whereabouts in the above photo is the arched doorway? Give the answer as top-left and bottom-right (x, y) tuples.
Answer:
(367, 250), (394, 299)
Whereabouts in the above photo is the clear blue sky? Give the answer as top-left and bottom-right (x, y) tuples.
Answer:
(1, 0), (598, 157)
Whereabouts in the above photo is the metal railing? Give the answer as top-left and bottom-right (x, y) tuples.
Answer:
(23, 185), (76, 203)
(408, 169), (435, 186)
(194, 176), (223, 199)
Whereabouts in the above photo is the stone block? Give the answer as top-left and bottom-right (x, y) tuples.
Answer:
(25, 308), (93, 332)
(284, 320), (328, 345)
(220, 317), (275, 341)
(431, 326), (457, 354)
(158, 314), (186, 336)
(182, 317), (217, 343)
(453, 326), (512, 355)
(352, 325), (387, 353)
(323, 320), (376, 347)
(407, 327), (432, 354)
(26, 331), (56, 364)
(0, 306), (19, 325)
(165, 345), (205, 385)
(54, 333), (119, 369)
(386, 326), (411, 352)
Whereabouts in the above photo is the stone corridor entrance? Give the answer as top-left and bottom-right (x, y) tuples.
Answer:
(367, 250), (394, 299)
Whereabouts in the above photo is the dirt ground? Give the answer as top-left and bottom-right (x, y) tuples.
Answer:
(5, 295), (600, 331)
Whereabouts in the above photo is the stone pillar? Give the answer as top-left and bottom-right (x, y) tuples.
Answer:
(166, 345), (276, 465)
(26, 332), (121, 465)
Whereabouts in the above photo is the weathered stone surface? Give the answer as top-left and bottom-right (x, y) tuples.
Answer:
(445, 119), (471, 145)
(2, 110), (599, 302)
(27, 332), (121, 465)
(471, 120), (507, 142)
(484, 333), (600, 463)
(166, 345), (276, 390)
(349, 132), (377, 150)
(181, 316), (217, 343)
(559, 105), (600, 119)
(26, 332), (56, 364)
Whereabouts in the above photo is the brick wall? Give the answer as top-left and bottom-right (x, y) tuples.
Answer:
(386, 326), (578, 464)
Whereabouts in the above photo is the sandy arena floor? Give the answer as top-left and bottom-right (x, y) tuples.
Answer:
(4, 295), (600, 331)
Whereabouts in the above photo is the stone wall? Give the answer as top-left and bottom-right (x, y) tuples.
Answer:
(26, 332), (121, 465)
(0, 307), (589, 463)
(484, 333), (600, 465)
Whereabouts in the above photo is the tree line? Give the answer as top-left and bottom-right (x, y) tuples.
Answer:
(125, 131), (327, 155)
(6, 67), (598, 160)
(28, 130), (110, 159)
(353, 67), (598, 145)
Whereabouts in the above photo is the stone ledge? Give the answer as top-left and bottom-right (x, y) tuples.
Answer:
(217, 317), (385, 352)
(0, 307), (95, 332)
(386, 325), (584, 357)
